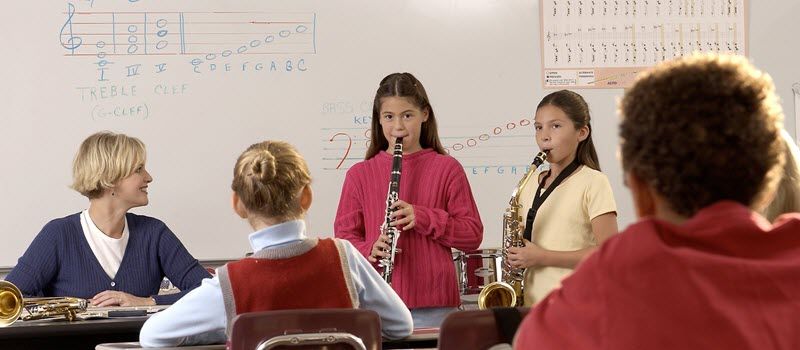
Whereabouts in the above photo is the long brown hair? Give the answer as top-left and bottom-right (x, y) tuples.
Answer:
(365, 73), (447, 159)
(537, 90), (601, 171)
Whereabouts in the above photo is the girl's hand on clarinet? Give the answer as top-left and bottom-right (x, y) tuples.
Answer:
(389, 200), (416, 230)
(369, 233), (392, 263)
(507, 240), (546, 269)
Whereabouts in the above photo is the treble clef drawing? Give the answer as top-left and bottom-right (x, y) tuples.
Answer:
(59, 3), (83, 53)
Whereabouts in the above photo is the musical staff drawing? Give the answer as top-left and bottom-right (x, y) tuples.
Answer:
(59, 3), (83, 54)
(59, 8), (316, 57)
(321, 122), (536, 172)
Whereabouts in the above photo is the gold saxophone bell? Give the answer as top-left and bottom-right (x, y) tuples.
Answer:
(477, 281), (517, 309)
(0, 281), (24, 327)
(0, 280), (89, 327)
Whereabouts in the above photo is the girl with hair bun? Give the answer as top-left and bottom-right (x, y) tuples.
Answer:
(140, 140), (412, 347)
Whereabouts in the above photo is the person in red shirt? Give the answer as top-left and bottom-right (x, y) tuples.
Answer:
(335, 72), (483, 328)
(514, 53), (800, 349)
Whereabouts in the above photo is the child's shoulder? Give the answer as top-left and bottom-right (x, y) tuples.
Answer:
(577, 164), (606, 177)
(595, 219), (666, 267)
(331, 237), (356, 250)
(343, 156), (380, 178)
(575, 165), (611, 185)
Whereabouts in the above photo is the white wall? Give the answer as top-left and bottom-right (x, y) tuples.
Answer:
(1, 0), (797, 266)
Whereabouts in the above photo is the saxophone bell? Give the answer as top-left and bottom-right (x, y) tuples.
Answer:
(477, 282), (517, 309)
(0, 280), (89, 326)
(0, 281), (23, 326)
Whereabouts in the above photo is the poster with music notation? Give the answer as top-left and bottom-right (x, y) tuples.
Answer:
(540, 0), (748, 89)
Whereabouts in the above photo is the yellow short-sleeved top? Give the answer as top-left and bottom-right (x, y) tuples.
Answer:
(518, 164), (616, 305)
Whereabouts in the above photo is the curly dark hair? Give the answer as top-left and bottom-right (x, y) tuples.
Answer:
(619, 53), (785, 217)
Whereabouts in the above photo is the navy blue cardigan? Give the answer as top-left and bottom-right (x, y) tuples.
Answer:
(5, 212), (211, 305)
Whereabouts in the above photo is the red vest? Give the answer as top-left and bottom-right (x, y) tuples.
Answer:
(219, 238), (356, 331)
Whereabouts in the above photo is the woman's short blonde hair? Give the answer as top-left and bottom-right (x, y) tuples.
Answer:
(231, 140), (311, 221)
(763, 130), (800, 222)
(71, 131), (146, 199)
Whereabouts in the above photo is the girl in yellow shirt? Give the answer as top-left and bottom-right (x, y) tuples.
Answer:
(507, 90), (618, 305)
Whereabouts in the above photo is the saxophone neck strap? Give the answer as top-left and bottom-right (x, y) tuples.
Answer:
(522, 160), (580, 241)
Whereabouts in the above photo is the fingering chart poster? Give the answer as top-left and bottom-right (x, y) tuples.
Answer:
(540, 0), (748, 88)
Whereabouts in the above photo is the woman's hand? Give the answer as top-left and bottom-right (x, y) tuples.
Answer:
(506, 239), (548, 269)
(91, 290), (155, 307)
(389, 200), (416, 230)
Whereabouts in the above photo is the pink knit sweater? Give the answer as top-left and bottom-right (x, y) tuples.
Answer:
(335, 149), (483, 308)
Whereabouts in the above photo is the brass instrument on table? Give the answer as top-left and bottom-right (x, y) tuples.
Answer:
(0, 280), (88, 327)
(478, 151), (547, 309)
(378, 137), (404, 284)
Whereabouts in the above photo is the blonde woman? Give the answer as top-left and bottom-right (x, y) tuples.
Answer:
(5, 131), (210, 306)
(140, 140), (412, 347)
(762, 129), (800, 222)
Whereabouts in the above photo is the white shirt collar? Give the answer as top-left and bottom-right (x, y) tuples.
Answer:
(248, 220), (307, 252)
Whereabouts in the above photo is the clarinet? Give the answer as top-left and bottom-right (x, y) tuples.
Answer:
(379, 137), (403, 284)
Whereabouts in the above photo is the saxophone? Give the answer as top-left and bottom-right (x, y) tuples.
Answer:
(0, 280), (89, 326)
(378, 137), (403, 284)
(478, 151), (547, 309)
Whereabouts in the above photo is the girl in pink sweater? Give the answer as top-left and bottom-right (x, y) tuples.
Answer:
(334, 72), (483, 328)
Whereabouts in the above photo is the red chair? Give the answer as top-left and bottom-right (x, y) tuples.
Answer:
(438, 308), (530, 350)
(228, 309), (382, 350)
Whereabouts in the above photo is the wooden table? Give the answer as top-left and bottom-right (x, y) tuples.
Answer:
(0, 316), (148, 350)
(95, 328), (439, 349)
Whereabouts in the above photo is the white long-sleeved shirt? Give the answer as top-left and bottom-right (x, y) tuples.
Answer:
(139, 220), (413, 347)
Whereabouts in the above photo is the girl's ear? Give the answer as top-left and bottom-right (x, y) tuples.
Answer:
(422, 107), (429, 123)
(232, 192), (248, 219)
(577, 125), (590, 142)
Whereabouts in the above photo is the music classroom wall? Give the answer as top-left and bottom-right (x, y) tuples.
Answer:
(1, 0), (798, 266)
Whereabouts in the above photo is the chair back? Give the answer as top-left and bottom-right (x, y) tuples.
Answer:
(438, 307), (530, 350)
(229, 308), (382, 350)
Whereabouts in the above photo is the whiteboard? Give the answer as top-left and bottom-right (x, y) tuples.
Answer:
(1, 0), (798, 266)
